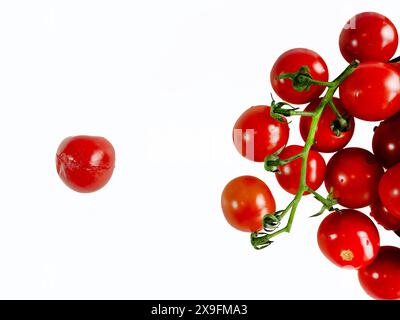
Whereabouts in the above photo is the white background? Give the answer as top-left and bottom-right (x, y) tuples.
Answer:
(0, 0), (398, 299)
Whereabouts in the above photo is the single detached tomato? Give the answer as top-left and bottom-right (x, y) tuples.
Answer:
(339, 62), (400, 121)
(221, 176), (276, 232)
(372, 111), (400, 168)
(299, 97), (355, 153)
(56, 135), (115, 193)
(370, 201), (400, 231)
(358, 246), (400, 300)
(317, 209), (380, 269)
(275, 145), (326, 195)
(233, 106), (289, 162)
(339, 12), (398, 63)
(379, 163), (400, 218)
(270, 48), (329, 105)
(325, 148), (384, 208)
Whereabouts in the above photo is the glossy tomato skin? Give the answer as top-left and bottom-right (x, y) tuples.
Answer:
(339, 12), (398, 63)
(275, 145), (326, 195)
(56, 135), (115, 193)
(339, 62), (400, 121)
(392, 62), (400, 72)
(370, 201), (400, 231)
(233, 106), (289, 162)
(325, 148), (384, 208)
(221, 176), (276, 232)
(318, 209), (380, 269)
(270, 48), (329, 105)
(299, 97), (355, 153)
(358, 246), (400, 300)
(372, 112), (400, 168)
(379, 163), (400, 219)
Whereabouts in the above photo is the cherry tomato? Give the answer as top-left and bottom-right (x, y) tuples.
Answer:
(270, 48), (329, 105)
(299, 97), (355, 153)
(317, 209), (380, 269)
(339, 62), (400, 121)
(275, 145), (326, 195)
(372, 111), (400, 168)
(378, 163), (400, 219)
(221, 176), (276, 232)
(339, 12), (398, 63)
(370, 201), (400, 231)
(56, 135), (115, 193)
(233, 106), (289, 162)
(358, 246), (400, 300)
(325, 148), (384, 208)
(392, 62), (400, 72)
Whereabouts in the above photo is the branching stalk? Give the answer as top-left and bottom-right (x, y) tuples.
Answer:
(251, 60), (359, 249)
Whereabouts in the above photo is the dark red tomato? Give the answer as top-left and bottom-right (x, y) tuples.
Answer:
(379, 163), (400, 219)
(392, 62), (400, 72)
(221, 176), (276, 232)
(339, 62), (400, 121)
(325, 148), (384, 208)
(270, 48), (329, 105)
(56, 135), (115, 193)
(275, 145), (326, 195)
(339, 12), (398, 63)
(358, 246), (400, 300)
(372, 112), (400, 168)
(317, 209), (380, 269)
(299, 97), (355, 153)
(233, 106), (289, 162)
(370, 201), (400, 231)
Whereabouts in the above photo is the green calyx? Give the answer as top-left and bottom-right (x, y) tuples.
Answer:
(277, 66), (313, 92)
(331, 117), (352, 137)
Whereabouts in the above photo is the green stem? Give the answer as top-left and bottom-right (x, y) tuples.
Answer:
(305, 186), (332, 207)
(328, 100), (343, 119)
(328, 100), (348, 130)
(289, 110), (315, 117)
(285, 197), (301, 232)
(284, 60), (358, 227)
(253, 60), (359, 249)
(267, 152), (303, 168)
(297, 75), (334, 87)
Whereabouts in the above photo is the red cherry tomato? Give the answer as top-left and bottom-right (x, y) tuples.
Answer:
(339, 12), (398, 63)
(270, 48), (329, 105)
(372, 112), (400, 168)
(378, 163), (400, 219)
(370, 201), (400, 231)
(392, 62), (400, 72)
(317, 209), (380, 269)
(56, 135), (115, 193)
(339, 62), (400, 121)
(275, 145), (326, 195)
(358, 246), (400, 300)
(299, 97), (355, 153)
(233, 106), (289, 162)
(325, 148), (384, 208)
(221, 176), (276, 232)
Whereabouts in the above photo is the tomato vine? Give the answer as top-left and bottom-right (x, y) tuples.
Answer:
(251, 60), (360, 249)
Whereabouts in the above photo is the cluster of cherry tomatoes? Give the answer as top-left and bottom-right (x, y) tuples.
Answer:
(221, 12), (400, 300)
